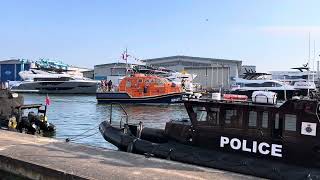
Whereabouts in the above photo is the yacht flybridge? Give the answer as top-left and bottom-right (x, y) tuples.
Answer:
(231, 77), (296, 100)
(231, 70), (317, 100)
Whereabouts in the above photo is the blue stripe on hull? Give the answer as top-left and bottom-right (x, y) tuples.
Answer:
(96, 93), (183, 104)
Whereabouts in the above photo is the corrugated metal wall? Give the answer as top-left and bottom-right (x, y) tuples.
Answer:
(0, 63), (31, 82)
(185, 67), (230, 89)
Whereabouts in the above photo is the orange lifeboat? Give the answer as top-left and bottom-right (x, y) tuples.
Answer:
(96, 74), (184, 104)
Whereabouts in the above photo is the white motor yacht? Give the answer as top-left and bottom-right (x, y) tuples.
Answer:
(11, 69), (98, 94)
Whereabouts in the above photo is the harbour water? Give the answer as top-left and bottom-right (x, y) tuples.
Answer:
(23, 94), (188, 149)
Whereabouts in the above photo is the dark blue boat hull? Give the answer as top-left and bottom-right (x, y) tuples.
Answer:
(96, 92), (183, 104)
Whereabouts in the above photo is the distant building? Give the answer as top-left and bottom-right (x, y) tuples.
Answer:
(82, 70), (94, 79)
(93, 63), (137, 85)
(67, 66), (92, 78)
(94, 63), (129, 80)
(142, 56), (242, 89)
(0, 59), (31, 82)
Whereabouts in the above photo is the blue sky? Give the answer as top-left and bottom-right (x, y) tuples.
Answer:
(0, 0), (320, 71)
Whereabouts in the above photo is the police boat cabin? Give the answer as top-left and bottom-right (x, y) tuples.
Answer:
(181, 91), (320, 165)
(96, 73), (183, 104)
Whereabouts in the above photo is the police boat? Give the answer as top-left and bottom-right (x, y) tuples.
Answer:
(99, 91), (320, 179)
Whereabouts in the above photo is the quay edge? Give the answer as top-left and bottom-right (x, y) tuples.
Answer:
(0, 130), (259, 180)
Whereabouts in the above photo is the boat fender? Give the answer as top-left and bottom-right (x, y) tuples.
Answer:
(8, 116), (17, 129)
(127, 138), (138, 153)
(40, 115), (48, 122)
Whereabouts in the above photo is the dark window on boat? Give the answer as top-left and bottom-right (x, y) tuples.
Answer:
(225, 110), (235, 124)
(284, 114), (297, 131)
(193, 106), (207, 122)
(245, 83), (261, 87)
(208, 107), (220, 125)
(275, 83), (282, 87)
(236, 82), (244, 87)
(224, 109), (242, 128)
(275, 113), (279, 129)
(262, 112), (268, 128)
(138, 79), (143, 83)
(261, 82), (275, 87)
(248, 111), (257, 128)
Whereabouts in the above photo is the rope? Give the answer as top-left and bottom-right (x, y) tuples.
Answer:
(65, 125), (99, 142)
(66, 131), (99, 142)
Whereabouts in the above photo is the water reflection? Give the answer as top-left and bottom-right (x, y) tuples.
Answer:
(23, 94), (187, 149)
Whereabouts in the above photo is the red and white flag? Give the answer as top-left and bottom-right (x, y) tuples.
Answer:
(45, 94), (51, 106)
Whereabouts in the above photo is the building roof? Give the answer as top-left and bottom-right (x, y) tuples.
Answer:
(142, 55), (242, 64)
(94, 62), (140, 67)
(0, 59), (23, 64)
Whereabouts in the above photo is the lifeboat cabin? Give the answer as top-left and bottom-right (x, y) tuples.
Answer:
(99, 92), (320, 179)
(96, 74), (183, 104)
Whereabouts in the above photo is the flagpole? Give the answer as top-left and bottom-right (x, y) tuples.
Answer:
(125, 48), (128, 76)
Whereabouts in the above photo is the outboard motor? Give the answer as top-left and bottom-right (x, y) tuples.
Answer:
(17, 116), (36, 134)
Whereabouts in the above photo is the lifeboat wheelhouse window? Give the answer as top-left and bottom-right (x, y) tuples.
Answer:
(138, 79), (143, 83)
(284, 114), (297, 132)
(155, 79), (164, 86)
(248, 111), (257, 128)
(126, 80), (131, 87)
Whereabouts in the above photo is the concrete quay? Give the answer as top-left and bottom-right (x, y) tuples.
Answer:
(0, 130), (258, 180)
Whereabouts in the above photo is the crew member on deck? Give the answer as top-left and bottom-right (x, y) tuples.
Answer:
(107, 80), (113, 92)
(181, 79), (186, 90)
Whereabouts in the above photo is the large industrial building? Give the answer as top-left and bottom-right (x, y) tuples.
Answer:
(94, 63), (129, 80)
(0, 59), (31, 82)
(142, 56), (242, 89)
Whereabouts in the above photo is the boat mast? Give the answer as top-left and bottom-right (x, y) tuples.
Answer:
(313, 40), (316, 82)
(308, 32), (311, 97)
(284, 76), (287, 100)
(125, 48), (128, 76)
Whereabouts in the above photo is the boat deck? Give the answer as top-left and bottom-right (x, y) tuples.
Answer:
(0, 130), (257, 180)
